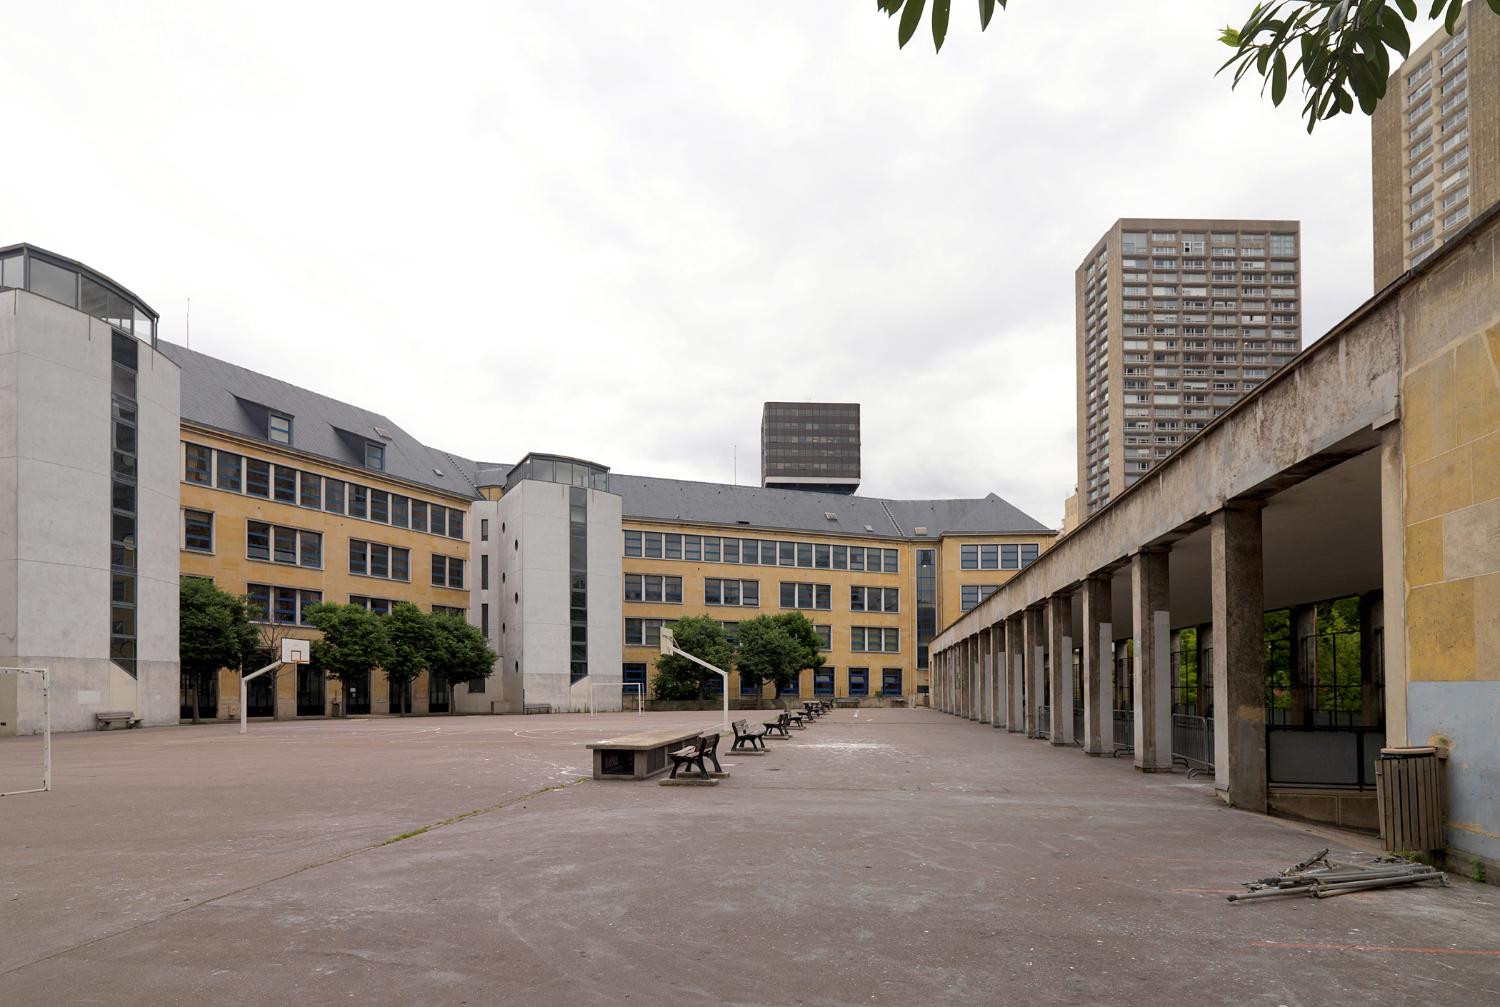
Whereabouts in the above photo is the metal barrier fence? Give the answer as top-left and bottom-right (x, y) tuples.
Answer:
(1267, 725), (1385, 789)
(1073, 707), (1085, 747)
(1171, 714), (1215, 770)
(1113, 709), (1134, 755)
(1037, 704), (1050, 740)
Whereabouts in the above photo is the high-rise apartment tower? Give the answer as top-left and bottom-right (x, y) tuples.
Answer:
(760, 401), (861, 494)
(1372, 6), (1497, 289)
(1076, 219), (1303, 515)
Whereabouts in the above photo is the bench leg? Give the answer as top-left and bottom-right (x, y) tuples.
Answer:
(708, 751), (722, 773)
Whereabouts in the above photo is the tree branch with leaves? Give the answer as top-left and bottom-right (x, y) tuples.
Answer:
(875, 0), (1495, 132)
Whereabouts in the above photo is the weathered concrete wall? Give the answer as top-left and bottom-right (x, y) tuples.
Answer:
(1398, 210), (1500, 866)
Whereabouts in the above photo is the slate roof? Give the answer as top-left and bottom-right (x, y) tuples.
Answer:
(161, 341), (481, 499)
(609, 474), (1052, 540)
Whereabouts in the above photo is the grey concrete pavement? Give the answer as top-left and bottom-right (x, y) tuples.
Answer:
(3, 709), (1498, 1005)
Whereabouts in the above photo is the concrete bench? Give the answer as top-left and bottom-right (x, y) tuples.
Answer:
(94, 710), (141, 730)
(587, 726), (711, 780)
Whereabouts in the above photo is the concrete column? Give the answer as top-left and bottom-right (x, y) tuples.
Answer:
(1080, 575), (1113, 755)
(990, 624), (1005, 728)
(1131, 548), (1173, 771)
(1047, 593), (1074, 746)
(971, 634), (982, 722)
(978, 631), (990, 724)
(962, 637), (973, 719)
(1289, 604), (1317, 726)
(1378, 425), (1408, 746)
(1023, 607), (1045, 738)
(1211, 503), (1267, 812)
(1006, 616), (1024, 733)
(1359, 591), (1383, 727)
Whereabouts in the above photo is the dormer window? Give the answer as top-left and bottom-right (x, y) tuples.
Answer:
(268, 412), (293, 445)
(365, 442), (385, 470)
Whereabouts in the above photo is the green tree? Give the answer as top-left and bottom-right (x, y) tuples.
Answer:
(178, 577), (259, 724)
(303, 603), (393, 711)
(653, 616), (735, 700)
(429, 612), (497, 712)
(384, 603), (438, 716)
(874, 0), (1498, 132)
(736, 612), (826, 706)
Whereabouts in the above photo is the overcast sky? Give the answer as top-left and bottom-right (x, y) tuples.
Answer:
(4, 1), (1381, 524)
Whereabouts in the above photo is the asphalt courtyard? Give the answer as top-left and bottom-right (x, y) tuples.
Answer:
(2, 708), (1498, 1006)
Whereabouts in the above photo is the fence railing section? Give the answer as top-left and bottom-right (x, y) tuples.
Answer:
(1113, 709), (1134, 753)
(1266, 725), (1385, 789)
(1171, 714), (1214, 770)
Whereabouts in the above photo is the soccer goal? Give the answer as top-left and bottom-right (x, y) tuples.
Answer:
(0, 667), (51, 796)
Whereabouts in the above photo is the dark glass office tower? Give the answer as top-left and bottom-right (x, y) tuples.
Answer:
(760, 402), (860, 494)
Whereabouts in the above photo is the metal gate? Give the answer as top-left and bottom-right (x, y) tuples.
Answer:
(296, 667), (325, 717)
(246, 674), (275, 718)
(344, 670), (371, 715)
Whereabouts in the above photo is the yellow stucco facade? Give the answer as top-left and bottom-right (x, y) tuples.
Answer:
(619, 518), (1054, 703)
(176, 422), (473, 719)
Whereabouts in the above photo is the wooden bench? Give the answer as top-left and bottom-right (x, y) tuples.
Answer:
(587, 726), (713, 780)
(668, 732), (722, 780)
(94, 710), (140, 730)
(732, 719), (768, 752)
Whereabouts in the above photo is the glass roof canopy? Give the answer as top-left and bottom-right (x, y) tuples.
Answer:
(0, 243), (158, 347)
(505, 452), (611, 492)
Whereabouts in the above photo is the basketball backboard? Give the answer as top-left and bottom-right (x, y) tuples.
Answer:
(281, 638), (311, 665)
(659, 628), (674, 657)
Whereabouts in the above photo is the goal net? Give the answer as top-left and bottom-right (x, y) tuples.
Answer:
(0, 667), (51, 796)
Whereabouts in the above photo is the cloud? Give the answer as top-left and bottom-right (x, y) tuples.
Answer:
(2, 1), (1373, 527)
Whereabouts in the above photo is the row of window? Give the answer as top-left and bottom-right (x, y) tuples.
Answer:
(960, 543), (1040, 570)
(624, 530), (901, 574)
(624, 617), (899, 654)
(621, 663), (904, 697)
(624, 573), (684, 604)
(183, 442), (465, 540)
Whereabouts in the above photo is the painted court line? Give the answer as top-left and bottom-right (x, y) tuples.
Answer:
(1252, 941), (1500, 958)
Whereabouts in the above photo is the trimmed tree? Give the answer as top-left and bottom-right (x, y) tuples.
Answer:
(384, 603), (437, 716)
(429, 612), (497, 713)
(179, 577), (259, 724)
(302, 603), (393, 712)
(653, 615), (735, 700)
(736, 613), (825, 707)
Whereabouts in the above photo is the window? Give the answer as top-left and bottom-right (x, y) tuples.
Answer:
(481, 518), (489, 542)
(722, 538), (740, 564)
(246, 584), (321, 625)
(411, 500), (427, 532)
(779, 582), (830, 610)
(705, 578), (757, 607)
(1269, 234), (1296, 257)
(815, 624), (832, 650)
(848, 668), (869, 697)
(350, 539), (409, 581)
(392, 495), (409, 528)
(796, 543), (812, 567)
(623, 663), (648, 691)
(216, 452), (242, 492)
(813, 668), (834, 697)
(247, 521), (320, 568)
(299, 471), (321, 509)
(852, 627), (900, 653)
(365, 442), (385, 470)
(481, 603), (490, 635)
(881, 668), (903, 696)
(704, 536), (721, 562)
(246, 459), (271, 498)
(274, 465), (297, 503)
(664, 533), (681, 559)
(685, 536), (703, 561)
(268, 413), (293, 445)
(644, 532), (663, 559)
(1020, 543), (1040, 567)
(624, 530), (642, 558)
(432, 555), (464, 588)
(850, 586), (899, 612)
(349, 485), (368, 519)
(432, 605), (465, 618)
(324, 479), (345, 514)
(184, 444), (212, 485)
(814, 544), (830, 569)
(349, 595), (395, 616)
(779, 675), (801, 698)
(448, 509), (464, 540)
(626, 573), (684, 603)
(961, 544), (978, 569)
(481, 554), (490, 590)
(182, 510), (213, 552)
(624, 618), (665, 647)
(960, 584), (999, 612)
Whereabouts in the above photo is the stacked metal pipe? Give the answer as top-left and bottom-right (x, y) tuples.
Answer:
(1227, 850), (1446, 902)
